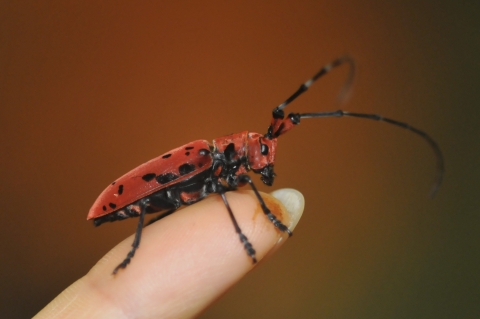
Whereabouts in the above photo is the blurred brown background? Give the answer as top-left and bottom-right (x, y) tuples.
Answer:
(1, 1), (479, 318)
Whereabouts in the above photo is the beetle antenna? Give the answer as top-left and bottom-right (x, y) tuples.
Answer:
(273, 55), (355, 117)
(266, 56), (355, 139)
(297, 110), (444, 197)
(265, 57), (443, 197)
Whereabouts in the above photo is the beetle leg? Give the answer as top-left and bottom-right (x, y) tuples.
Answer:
(113, 198), (148, 275)
(145, 208), (176, 226)
(238, 174), (292, 236)
(219, 191), (257, 263)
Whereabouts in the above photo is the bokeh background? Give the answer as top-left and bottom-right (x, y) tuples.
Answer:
(1, 1), (479, 318)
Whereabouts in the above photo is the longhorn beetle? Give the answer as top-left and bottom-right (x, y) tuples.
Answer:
(88, 56), (444, 274)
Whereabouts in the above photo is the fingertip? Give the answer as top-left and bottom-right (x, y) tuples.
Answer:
(270, 188), (305, 231)
(37, 190), (302, 319)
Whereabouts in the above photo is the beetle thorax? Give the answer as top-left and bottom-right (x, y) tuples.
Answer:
(211, 131), (277, 186)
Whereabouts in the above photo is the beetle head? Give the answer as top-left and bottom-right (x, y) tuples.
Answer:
(247, 132), (277, 186)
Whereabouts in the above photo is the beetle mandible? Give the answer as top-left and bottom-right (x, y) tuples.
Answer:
(88, 56), (444, 274)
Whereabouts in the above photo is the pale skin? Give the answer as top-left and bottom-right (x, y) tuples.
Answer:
(34, 189), (304, 319)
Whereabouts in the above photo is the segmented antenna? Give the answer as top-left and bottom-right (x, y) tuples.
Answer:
(299, 111), (444, 197)
(270, 56), (444, 197)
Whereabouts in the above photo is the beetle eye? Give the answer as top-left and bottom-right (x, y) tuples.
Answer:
(261, 144), (269, 155)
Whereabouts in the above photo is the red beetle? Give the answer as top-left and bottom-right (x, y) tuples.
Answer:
(88, 56), (444, 274)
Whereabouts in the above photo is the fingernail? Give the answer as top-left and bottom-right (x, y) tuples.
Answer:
(270, 188), (304, 231)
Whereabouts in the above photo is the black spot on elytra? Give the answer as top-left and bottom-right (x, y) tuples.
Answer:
(185, 146), (194, 150)
(111, 181), (116, 185)
(162, 154), (172, 159)
(224, 143), (235, 161)
(198, 162), (204, 168)
(102, 205), (107, 211)
(142, 173), (156, 182)
(109, 203), (117, 209)
(156, 172), (179, 184)
(118, 185), (124, 195)
(179, 163), (196, 175)
(185, 152), (190, 156)
(199, 148), (210, 156)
